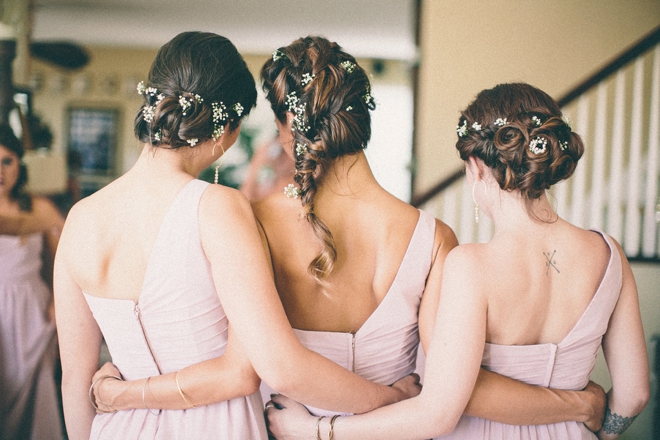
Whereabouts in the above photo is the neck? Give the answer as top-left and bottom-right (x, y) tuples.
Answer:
(131, 143), (211, 180)
(316, 151), (379, 199)
(485, 189), (558, 235)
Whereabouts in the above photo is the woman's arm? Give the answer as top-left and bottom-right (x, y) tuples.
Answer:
(270, 245), (487, 439)
(596, 243), (650, 440)
(54, 212), (103, 440)
(199, 187), (415, 413)
(92, 325), (261, 411)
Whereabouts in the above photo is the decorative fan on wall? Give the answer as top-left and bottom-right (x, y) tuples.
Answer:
(30, 41), (90, 70)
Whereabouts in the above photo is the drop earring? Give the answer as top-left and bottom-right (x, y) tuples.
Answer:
(472, 179), (487, 223)
(213, 143), (226, 185)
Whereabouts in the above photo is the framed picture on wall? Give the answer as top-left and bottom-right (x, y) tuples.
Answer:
(67, 107), (119, 176)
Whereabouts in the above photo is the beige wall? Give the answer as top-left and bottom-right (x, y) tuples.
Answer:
(415, 0), (660, 194)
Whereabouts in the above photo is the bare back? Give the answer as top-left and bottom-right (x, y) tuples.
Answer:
(478, 220), (611, 345)
(60, 170), (196, 302)
(253, 184), (449, 334)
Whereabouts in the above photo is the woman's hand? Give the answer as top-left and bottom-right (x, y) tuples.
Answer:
(390, 373), (422, 401)
(266, 394), (317, 440)
(583, 381), (606, 432)
(91, 362), (124, 413)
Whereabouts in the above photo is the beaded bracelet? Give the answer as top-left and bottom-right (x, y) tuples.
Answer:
(88, 374), (122, 413)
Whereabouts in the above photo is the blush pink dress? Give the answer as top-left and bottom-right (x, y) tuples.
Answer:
(83, 180), (267, 440)
(0, 232), (63, 440)
(439, 231), (621, 440)
(261, 210), (436, 416)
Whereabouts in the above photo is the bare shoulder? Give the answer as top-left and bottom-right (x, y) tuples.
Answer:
(433, 218), (458, 251)
(31, 195), (65, 225)
(199, 184), (258, 234)
(251, 191), (301, 227)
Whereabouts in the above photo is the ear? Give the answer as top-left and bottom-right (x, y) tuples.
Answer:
(467, 156), (490, 179)
(284, 112), (295, 130)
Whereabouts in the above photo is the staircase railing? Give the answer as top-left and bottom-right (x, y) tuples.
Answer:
(413, 26), (660, 260)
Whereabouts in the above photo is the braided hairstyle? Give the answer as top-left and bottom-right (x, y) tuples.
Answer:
(134, 32), (257, 148)
(0, 124), (31, 212)
(456, 83), (583, 215)
(261, 36), (376, 284)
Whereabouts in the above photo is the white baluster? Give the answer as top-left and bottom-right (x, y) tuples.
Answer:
(570, 96), (590, 228)
(643, 45), (660, 258)
(607, 70), (627, 242)
(589, 83), (609, 231)
(624, 57), (646, 256)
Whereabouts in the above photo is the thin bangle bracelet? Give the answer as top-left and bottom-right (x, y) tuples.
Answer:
(88, 375), (122, 413)
(316, 416), (326, 440)
(175, 371), (196, 408)
(328, 414), (341, 440)
(142, 377), (160, 415)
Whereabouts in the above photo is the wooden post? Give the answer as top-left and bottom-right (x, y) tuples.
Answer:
(0, 39), (16, 125)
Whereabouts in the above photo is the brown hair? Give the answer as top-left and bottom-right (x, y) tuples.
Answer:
(0, 124), (31, 211)
(134, 32), (257, 148)
(261, 36), (375, 284)
(456, 83), (583, 208)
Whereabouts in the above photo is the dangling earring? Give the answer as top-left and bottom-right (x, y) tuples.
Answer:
(212, 142), (217, 156)
(213, 143), (225, 185)
(472, 179), (487, 223)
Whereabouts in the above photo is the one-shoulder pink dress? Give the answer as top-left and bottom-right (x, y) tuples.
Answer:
(83, 180), (267, 440)
(0, 232), (63, 439)
(439, 231), (621, 440)
(261, 210), (436, 416)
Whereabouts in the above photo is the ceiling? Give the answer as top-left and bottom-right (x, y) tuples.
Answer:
(32, 0), (417, 60)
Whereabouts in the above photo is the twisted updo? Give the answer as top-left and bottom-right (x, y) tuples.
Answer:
(134, 32), (257, 148)
(0, 124), (31, 212)
(456, 83), (583, 203)
(261, 36), (375, 284)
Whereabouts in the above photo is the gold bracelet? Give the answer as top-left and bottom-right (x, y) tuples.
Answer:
(175, 371), (196, 408)
(315, 416), (326, 440)
(88, 374), (122, 413)
(142, 377), (160, 415)
(328, 414), (340, 440)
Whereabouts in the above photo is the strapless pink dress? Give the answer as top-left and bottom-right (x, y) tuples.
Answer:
(261, 210), (436, 416)
(439, 231), (621, 439)
(0, 232), (63, 439)
(83, 180), (267, 439)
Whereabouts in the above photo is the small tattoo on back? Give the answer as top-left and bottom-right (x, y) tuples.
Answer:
(544, 250), (559, 275)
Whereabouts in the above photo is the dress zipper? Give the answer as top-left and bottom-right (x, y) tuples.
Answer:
(134, 303), (163, 374)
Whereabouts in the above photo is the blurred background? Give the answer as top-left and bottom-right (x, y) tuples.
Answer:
(1, 1), (659, 438)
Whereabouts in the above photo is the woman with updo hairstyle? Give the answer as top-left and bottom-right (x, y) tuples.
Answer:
(0, 124), (65, 439)
(267, 83), (648, 440)
(56, 32), (429, 440)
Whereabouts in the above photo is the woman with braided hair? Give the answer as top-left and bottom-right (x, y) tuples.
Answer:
(89, 39), (605, 437)
(267, 83), (649, 439)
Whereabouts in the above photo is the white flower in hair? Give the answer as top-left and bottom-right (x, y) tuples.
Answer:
(187, 138), (199, 147)
(456, 120), (468, 137)
(494, 118), (507, 127)
(529, 136), (548, 154)
(286, 92), (310, 132)
(284, 183), (301, 199)
(296, 143), (307, 156)
(233, 103), (244, 116)
(137, 81), (146, 95)
(340, 61), (356, 73)
(562, 116), (573, 130)
(272, 49), (286, 62)
(143, 105), (155, 123)
(301, 73), (315, 86)
(559, 140), (568, 151)
(532, 116), (542, 127)
(179, 96), (192, 115)
(472, 122), (482, 131)
(345, 106), (353, 111)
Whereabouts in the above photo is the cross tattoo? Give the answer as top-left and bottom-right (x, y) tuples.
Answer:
(544, 250), (559, 275)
